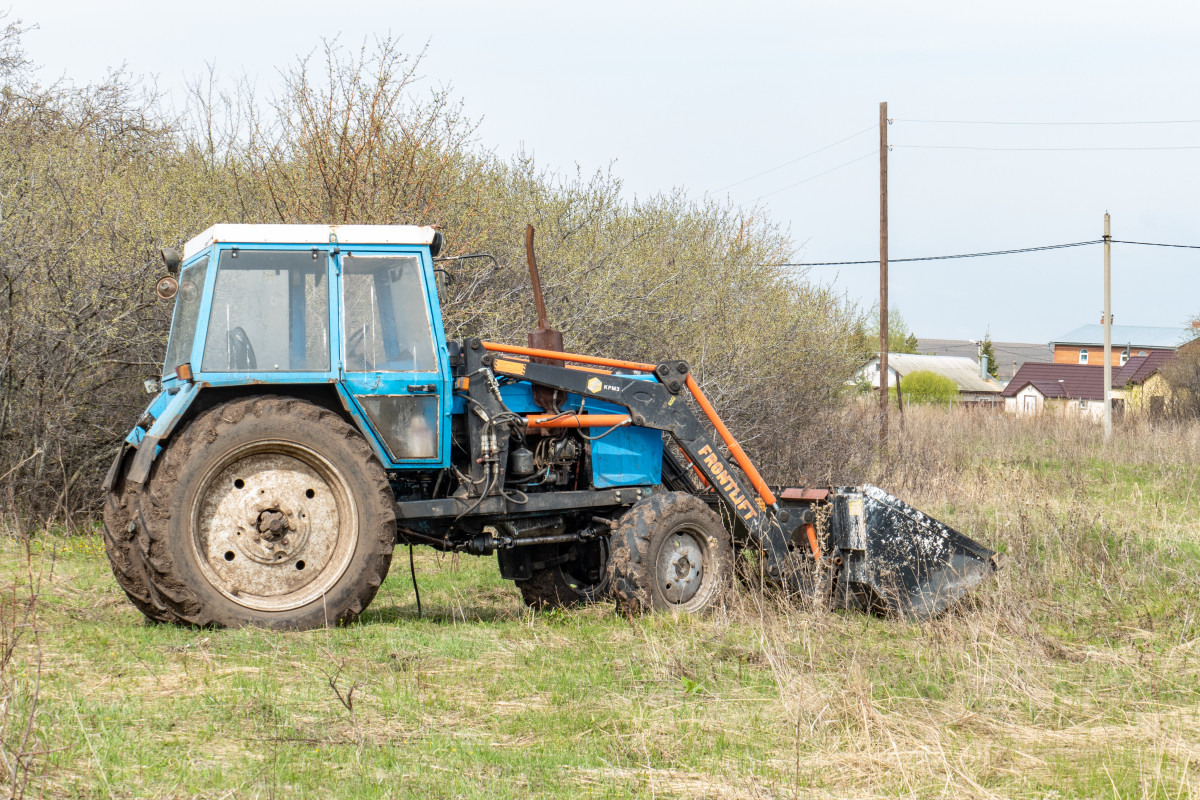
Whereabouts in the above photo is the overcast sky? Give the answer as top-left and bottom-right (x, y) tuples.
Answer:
(14, 0), (1200, 343)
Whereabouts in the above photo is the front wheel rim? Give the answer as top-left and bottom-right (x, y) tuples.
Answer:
(189, 441), (359, 612)
(656, 528), (707, 605)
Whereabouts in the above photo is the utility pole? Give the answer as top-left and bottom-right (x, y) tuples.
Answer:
(879, 101), (889, 449)
(1103, 212), (1112, 439)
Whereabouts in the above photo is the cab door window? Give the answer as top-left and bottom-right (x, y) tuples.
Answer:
(341, 253), (441, 462)
(342, 254), (437, 372)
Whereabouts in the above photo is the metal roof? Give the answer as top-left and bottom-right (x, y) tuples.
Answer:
(1051, 324), (1197, 350)
(1003, 352), (1177, 401)
(1111, 350), (1175, 386)
(1000, 363), (1108, 400)
(183, 224), (439, 259)
(916, 338), (1052, 381)
(860, 353), (1004, 394)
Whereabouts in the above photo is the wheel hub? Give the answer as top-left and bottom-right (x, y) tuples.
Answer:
(257, 509), (289, 538)
(659, 531), (704, 604)
(237, 499), (310, 564)
(191, 446), (356, 612)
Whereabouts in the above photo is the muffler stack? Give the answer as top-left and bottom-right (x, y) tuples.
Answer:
(829, 485), (1000, 619)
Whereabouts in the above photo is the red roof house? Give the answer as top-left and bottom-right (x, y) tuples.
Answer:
(1003, 350), (1179, 419)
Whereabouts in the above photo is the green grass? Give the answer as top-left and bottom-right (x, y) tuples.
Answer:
(4, 412), (1200, 798)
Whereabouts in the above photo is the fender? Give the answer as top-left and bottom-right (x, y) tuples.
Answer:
(123, 381), (202, 489)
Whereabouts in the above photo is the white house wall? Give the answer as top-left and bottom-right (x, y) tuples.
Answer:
(1008, 385), (1045, 416)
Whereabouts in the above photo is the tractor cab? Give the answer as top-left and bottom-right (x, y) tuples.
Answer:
(157, 224), (452, 469)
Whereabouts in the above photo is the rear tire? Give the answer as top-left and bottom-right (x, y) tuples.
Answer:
(608, 492), (732, 615)
(516, 539), (611, 609)
(102, 474), (175, 624)
(137, 396), (395, 629)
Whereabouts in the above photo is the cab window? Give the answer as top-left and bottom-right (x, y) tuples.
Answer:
(202, 249), (330, 372)
(162, 255), (209, 376)
(342, 254), (437, 372)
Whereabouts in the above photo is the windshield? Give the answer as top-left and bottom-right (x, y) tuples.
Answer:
(162, 255), (210, 377)
(202, 249), (330, 373)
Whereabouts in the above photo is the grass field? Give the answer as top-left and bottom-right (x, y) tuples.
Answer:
(2, 409), (1199, 798)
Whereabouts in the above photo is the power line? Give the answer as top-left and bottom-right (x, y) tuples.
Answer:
(712, 125), (874, 192)
(782, 237), (1200, 267)
(898, 144), (1200, 152)
(786, 239), (1102, 267)
(753, 149), (877, 201)
(899, 118), (1200, 126)
(1112, 239), (1200, 250)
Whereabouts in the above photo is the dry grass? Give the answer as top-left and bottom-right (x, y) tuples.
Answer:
(2, 408), (1199, 798)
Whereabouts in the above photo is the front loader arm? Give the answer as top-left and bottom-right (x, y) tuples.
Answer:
(467, 340), (800, 583)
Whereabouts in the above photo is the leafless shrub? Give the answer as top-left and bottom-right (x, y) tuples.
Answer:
(241, 36), (481, 226)
(1161, 342), (1200, 419)
(0, 27), (869, 522)
(0, 20), (236, 522)
(0, 537), (50, 800)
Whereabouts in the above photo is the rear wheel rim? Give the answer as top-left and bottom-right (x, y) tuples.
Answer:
(189, 441), (359, 612)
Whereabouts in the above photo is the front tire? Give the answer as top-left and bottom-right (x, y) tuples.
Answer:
(608, 492), (733, 615)
(138, 396), (395, 629)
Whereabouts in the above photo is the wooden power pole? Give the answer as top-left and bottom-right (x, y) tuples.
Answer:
(879, 102), (889, 448)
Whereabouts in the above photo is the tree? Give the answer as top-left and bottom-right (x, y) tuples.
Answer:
(980, 336), (999, 379)
(1161, 317), (1200, 418)
(851, 305), (919, 357)
(899, 370), (958, 405)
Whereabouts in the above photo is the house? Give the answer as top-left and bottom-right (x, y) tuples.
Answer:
(1050, 323), (1198, 367)
(916, 338), (1052, 382)
(1111, 349), (1177, 418)
(855, 353), (1004, 403)
(1001, 363), (1109, 419)
(1004, 348), (1186, 420)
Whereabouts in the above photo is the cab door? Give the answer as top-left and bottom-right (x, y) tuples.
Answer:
(337, 248), (449, 468)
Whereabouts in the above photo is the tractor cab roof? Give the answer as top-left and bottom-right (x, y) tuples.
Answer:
(182, 224), (440, 259)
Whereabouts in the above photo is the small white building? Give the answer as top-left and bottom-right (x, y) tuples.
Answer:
(1001, 363), (1108, 419)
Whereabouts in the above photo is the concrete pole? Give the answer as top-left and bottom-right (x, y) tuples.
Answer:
(879, 102), (889, 450)
(1103, 213), (1112, 439)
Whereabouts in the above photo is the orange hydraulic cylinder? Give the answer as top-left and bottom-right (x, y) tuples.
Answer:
(803, 523), (822, 561)
(481, 341), (656, 373)
(684, 375), (777, 507)
(525, 414), (631, 430)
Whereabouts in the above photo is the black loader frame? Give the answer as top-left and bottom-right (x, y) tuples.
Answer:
(393, 338), (999, 618)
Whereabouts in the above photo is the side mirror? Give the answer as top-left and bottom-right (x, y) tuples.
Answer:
(160, 246), (183, 274)
(430, 230), (444, 258)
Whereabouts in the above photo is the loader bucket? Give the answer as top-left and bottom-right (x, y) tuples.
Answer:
(829, 485), (999, 619)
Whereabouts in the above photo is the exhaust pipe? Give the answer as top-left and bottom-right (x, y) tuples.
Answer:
(524, 224), (565, 411)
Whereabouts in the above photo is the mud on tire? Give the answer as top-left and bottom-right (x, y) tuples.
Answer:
(137, 396), (395, 629)
(102, 473), (176, 624)
(607, 492), (733, 615)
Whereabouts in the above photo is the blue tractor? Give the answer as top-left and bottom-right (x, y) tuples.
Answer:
(102, 224), (999, 629)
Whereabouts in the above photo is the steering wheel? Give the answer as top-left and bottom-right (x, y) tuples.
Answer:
(346, 326), (367, 370)
(228, 326), (257, 370)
